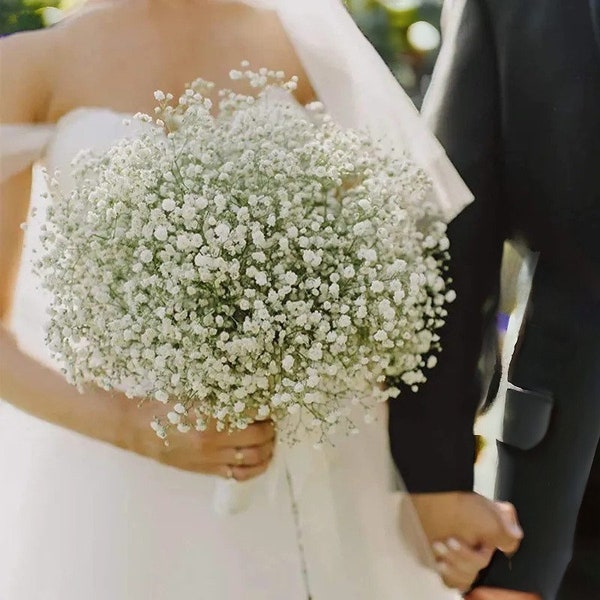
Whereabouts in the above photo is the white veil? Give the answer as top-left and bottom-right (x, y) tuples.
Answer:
(247, 0), (473, 222)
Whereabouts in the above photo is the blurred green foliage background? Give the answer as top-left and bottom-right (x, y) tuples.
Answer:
(350, 1), (443, 105)
(1, 0), (443, 105)
(0, 0), (61, 35)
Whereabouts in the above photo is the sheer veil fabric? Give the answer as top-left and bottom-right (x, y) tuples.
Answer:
(0, 1), (469, 598)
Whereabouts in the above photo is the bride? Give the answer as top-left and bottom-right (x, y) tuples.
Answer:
(0, 1), (477, 598)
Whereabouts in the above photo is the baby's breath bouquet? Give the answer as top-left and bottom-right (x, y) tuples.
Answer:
(38, 66), (453, 513)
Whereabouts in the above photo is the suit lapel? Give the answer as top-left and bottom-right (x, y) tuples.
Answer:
(591, 0), (600, 54)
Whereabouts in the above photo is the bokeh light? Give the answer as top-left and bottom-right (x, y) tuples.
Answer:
(407, 20), (441, 52)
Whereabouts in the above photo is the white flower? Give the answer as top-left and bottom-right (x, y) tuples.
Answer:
(198, 254), (216, 270)
(338, 315), (351, 328)
(374, 330), (388, 342)
(393, 289), (405, 304)
(162, 198), (177, 212)
(180, 204), (196, 221)
(307, 375), (321, 388)
(39, 66), (449, 447)
(302, 249), (323, 267)
(254, 271), (268, 286)
(257, 406), (270, 418)
(357, 248), (377, 263)
(139, 249), (153, 264)
(307, 346), (323, 361)
(427, 356), (438, 369)
(370, 281), (384, 293)
(167, 411), (181, 424)
(252, 229), (267, 248)
(154, 225), (168, 242)
(155, 390), (169, 403)
(283, 271), (298, 285)
(195, 196), (209, 210)
(213, 222), (229, 239)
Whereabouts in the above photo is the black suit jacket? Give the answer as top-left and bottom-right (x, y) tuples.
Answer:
(390, 0), (600, 492)
(389, 0), (600, 599)
(388, 2), (600, 594)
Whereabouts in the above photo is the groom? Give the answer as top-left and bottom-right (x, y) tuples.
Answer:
(388, 0), (600, 598)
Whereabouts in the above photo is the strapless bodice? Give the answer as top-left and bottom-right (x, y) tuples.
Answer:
(44, 108), (146, 190)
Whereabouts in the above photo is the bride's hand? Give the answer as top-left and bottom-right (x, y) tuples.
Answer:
(123, 400), (276, 480)
(432, 538), (494, 592)
(0, 324), (275, 481)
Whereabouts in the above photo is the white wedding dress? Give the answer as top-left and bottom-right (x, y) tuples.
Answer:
(0, 109), (462, 600)
(0, 2), (472, 599)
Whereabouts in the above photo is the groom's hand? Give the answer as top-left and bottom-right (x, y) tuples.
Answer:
(411, 492), (523, 556)
(432, 537), (495, 592)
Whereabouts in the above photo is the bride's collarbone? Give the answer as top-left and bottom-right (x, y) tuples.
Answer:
(47, 69), (312, 125)
(47, 52), (315, 123)
(46, 8), (314, 122)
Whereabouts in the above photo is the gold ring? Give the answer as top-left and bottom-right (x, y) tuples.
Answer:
(226, 465), (235, 480)
(234, 449), (245, 465)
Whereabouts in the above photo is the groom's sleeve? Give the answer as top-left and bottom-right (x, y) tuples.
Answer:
(388, 0), (506, 493)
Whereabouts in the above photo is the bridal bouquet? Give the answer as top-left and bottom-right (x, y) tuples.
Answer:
(38, 66), (452, 511)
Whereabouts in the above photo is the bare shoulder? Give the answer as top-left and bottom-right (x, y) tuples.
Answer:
(0, 1), (122, 123)
(51, 0), (129, 37)
(0, 27), (60, 123)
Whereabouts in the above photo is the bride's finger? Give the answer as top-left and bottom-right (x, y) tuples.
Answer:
(437, 561), (473, 593)
(213, 421), (276, 448)
(220, 443), (275, 467)
(442, 538), (494, 573)
(217, 459), (272, 482)
(434, 539), (490, 592)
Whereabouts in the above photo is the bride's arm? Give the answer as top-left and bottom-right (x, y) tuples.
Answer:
(0, 32), (274, 479)
(0, 168), (134, 452)
(0, 28), (137, 448)
(0, 30), (124, 437)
